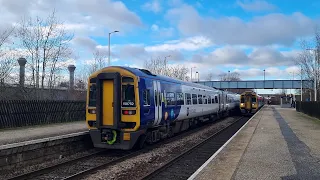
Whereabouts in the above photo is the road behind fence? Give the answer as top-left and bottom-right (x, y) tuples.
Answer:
(296, 101), (320, 119)
(0, 100), (86, 129)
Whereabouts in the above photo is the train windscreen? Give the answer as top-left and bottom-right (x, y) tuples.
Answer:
(89, 84), (97, 107)
(252, 97), (257, 102)
(122, 77), (136, 107)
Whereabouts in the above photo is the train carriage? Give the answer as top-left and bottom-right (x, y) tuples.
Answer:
(86, 66), (240, 150)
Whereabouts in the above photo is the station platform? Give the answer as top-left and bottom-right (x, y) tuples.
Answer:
(189, 105), (320, 180)
(0, 121), (88, 146)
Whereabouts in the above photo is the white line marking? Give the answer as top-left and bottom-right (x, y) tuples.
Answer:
(187, 107), (264, 180)
(0, 131), (89, 150)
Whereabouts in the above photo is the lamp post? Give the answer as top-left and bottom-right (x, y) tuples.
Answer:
(196, 71), (199, 82)
(191, 67), (196, 82)
(263, 69), (266, 89)
(306, 48), (317, 101)
(164, 55), (171, 76)
(108, 30), (119, 67)
(301, 65), (303, 101)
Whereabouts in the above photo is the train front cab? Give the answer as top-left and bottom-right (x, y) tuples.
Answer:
(86, 67), (143, 150)
(240, 93), (259, 114)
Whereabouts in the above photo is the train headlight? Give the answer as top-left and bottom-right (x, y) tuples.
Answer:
(88, 109), (96, 114)
(241, 103), (244, 106)
(122, 110), (136, 115)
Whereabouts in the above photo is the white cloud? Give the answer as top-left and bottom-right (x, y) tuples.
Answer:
(0, 0), (143, 37)
(146, 36), (213, 52)
(151, 24), (159, 31)
(150, 24), (175, 38)
(237, 0), (278, 12)
(191, 46), (299, 68)
(165, 4), (317, 46)
(142, 0), (162, 13)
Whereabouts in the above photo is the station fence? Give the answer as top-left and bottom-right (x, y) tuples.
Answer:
(0, 100), (86, 129)
(296, 101), (320, 119)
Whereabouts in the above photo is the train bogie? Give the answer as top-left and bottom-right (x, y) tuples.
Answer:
(86, 66), (241, 150)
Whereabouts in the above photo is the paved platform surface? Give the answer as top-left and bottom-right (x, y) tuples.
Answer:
(0, 121), (87, 146)
(189, 105), (320, 180)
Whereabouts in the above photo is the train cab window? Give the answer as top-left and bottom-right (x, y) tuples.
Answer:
(166, 92), (176, 105)
(241, 97), (245, 103)
(198, 95), (203, 104)
(208, 96), (212, 104)
(192, 94), (198, 104)
(252, 97), (257, 102)
(88, 84), (97, 107)
(185, 93), (192, 105)
(176, 92), (184, 105)
(215, 96), (218, 103)
(203, 95), (207, 104)
(143, 89), (150, 106)
(122, 83), (135, 107)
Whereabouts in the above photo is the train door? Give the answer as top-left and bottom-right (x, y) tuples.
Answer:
(102, 80), (114, 126)
(219, 93), (224, 112)
(153, 81), (162, 126)
(245, 94), (252, 110)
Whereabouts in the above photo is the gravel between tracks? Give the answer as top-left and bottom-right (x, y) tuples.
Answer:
(82, 117), (239, 180)
(0, 148), (102, 180)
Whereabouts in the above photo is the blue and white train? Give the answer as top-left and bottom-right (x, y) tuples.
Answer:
(86, 66), (240, 150)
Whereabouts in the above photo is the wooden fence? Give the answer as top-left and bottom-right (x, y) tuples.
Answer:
(0, 100), (86, 129)
(296, 101), (320, 119)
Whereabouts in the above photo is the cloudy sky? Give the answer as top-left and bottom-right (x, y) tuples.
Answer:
(1, 0), (319, 88)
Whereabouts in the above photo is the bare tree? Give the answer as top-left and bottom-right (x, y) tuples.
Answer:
(0, 26), (15, 85)
(88, 48), (107, 74)
(295, 27), (320, 100)
(219, 72), (241, 81)
(144, 56), (189, 81)
(93, 48), (107, 70)
(16, 10), (74, 89)
(0, 27), (14, 48)
(185, 76), (190, 82)
(206, 72), (213, 81)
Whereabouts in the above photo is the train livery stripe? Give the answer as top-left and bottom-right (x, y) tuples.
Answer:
(157, 81), (163, 125)
(153, 81), (159, 126)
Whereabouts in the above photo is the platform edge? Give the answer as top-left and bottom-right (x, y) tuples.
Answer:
(187, 106), (264, 180)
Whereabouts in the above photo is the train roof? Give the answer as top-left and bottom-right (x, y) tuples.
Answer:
(98, 66), (238, 94)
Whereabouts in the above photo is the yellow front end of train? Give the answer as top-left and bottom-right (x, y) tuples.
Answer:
(85, 66), (143, 150)
(240, 91), (260, 115)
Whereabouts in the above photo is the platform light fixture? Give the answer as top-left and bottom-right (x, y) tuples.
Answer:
(108, 30), (119, 67)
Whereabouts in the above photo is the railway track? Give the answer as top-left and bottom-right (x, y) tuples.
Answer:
(139, 116), (251, 180)
(6, 115), (242, 180)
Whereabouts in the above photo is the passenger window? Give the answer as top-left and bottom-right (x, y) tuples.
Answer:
(208, 95), (211, 104)
(185, 93), (192, 105)
(143, 89), (150, 106)
(215, 96), (218, 103)
(166, 92), (176, 105)
(203, 95), (207, 104)
(198, 95), (203, 104)
(176, 92), (184, 105)
(192, 94), (198, 104)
